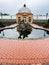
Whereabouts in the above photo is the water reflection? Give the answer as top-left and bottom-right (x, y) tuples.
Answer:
(0, 28), (49, 39)
(46, 30), (49, 35)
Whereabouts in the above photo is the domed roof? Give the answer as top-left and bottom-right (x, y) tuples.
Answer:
(18, 4), (32, 14)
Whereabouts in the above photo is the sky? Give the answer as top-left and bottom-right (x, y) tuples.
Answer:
(0, 0), (49, 15)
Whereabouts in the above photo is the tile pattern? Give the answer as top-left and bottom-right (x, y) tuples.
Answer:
(0, 38), (49, 64)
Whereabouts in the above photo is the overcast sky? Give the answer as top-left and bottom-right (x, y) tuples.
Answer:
(0, 0), (49, 15)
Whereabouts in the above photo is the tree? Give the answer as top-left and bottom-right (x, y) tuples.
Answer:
(46, 13), (48, 20)
(0, 12), (3, 19)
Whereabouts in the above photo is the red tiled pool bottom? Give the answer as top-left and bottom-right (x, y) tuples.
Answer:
(0, 38), (49, 64)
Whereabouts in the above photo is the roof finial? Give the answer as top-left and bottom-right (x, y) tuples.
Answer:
(24, 4), (26, 7)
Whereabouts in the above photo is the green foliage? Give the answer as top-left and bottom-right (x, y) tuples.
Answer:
(0, 19), (16, 27)
(44, 19), (49, 28)
(33, 22), (47, 27)
(33, 19), (49, 28)
(0, 22), (5, 27)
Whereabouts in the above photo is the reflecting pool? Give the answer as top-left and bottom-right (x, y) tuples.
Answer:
(0, 28), (49, 39)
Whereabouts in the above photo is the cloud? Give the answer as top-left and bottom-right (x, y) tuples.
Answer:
(25, 0), (49, 14)
(0, 0), (49, 15)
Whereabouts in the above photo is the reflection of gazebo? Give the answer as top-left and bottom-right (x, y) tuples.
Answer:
(16, 4), (33, 24)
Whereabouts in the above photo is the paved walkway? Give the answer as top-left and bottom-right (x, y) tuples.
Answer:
(0, 38), (49, 64)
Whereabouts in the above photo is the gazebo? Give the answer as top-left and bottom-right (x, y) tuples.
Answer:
(16, 4), (33, 24)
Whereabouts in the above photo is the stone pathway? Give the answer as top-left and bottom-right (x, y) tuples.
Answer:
(0, 38), (49, 64)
